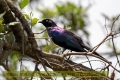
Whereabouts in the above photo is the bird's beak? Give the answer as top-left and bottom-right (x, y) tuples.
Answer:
(38, 21), (42, 23)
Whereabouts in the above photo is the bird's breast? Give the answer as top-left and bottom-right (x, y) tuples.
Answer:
(48, 27), (64, 37)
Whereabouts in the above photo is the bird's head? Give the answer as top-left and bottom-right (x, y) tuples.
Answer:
(38, 19), (57, 28)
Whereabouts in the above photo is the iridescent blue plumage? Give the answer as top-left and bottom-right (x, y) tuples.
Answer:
(39, 19), (104, 58)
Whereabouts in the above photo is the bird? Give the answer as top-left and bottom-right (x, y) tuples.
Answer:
(38, 19), (106, 59)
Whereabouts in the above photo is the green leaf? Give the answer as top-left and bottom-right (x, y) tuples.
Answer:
(43, 32), (49, 37)
(0, 35), (3, 38)
(107, 43), (112, 48)
(0, 12), (6, 19)
(31, 18), (39, 26)
(44, 45), (50, 52)
(38, 8), (57, 18)
(119, 27), (120, 31)
(23, 14), (30, 20)
(50, 41), (57, 52)
(0, 20), (4, 32)
(9, 51), (20, 70)
(19, 0), (29, 9)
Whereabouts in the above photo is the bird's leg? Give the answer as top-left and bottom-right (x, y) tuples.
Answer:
(61, 48), (66, 54)
(56, 48), (61, 54)
(65, 50), (72, 60)
(57, 48), (66, 54)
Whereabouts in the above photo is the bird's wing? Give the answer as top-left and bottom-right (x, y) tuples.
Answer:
(63, 30), (86, 52)
(73, 33), (91, 50)
(64, 30), (107, 60)
(65, 30), (91, 51)
(49, 28), (84, 51)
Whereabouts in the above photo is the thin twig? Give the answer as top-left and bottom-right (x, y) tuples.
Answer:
(63, 52), (111, 64)
(104, 18), (108, 34)
(111, 35), (120, 67)
(34, 29), (47, 34)
(85, 55), (93, 69)
(110, 14), (120, 32)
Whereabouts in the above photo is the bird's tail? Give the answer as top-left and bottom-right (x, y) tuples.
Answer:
(93, 51), (112, 64)
(82, 43), (110, 63)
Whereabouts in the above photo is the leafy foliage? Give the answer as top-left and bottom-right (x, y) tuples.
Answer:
(31, 18), (39, 26)
(0, 20), (4, 33)
(0, 12), (5, 33)
(23, 12), (39, 27)
(19, 0), (29, 9)
(56, 2), (88, 30)
(38, 2), (91, 33)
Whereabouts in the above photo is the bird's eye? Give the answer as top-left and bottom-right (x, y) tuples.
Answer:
(46, 20), (48, 22)
(49, 20), (52, 23)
